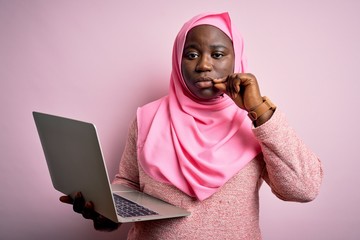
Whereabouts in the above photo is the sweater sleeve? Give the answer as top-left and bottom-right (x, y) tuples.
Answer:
(112, 118), (140, 191)
(253, 110), (323, 202)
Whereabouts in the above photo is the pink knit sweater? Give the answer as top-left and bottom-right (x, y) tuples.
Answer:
(112, 110), (323, 239)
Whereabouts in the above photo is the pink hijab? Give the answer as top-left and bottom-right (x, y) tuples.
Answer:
(137, 12), (261, 201)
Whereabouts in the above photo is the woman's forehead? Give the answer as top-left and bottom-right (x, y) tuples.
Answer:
(184, 25), (233, 48)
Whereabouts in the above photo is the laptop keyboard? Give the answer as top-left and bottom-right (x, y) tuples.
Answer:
(113, 194), (159, 218)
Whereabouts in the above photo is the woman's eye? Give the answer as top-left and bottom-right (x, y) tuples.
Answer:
(212, 53), (224, 59)
(185, 52), (199, 60)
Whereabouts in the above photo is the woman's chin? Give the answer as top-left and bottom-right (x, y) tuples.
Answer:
(197, 88), (222, 100)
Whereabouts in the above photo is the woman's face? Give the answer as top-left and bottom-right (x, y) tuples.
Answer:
(181, 25), (235, 100)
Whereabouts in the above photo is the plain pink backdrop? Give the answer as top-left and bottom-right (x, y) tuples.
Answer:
(1, 0), (359, 239)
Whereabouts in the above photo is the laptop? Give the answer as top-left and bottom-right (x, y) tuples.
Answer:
(33, 111), (190, 223)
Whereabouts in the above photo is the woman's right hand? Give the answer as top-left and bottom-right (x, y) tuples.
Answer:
(59, 192), (120, 232)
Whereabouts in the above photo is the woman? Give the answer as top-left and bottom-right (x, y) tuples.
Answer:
(61, 12), (323, 239)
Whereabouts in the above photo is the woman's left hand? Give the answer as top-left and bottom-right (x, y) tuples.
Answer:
(213, 73), (263, 111)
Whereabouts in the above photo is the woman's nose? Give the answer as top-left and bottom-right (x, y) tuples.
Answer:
(195, 55), (212, 72)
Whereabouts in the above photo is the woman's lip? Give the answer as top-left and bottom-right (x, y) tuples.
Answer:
(195, 80), (213, 88)
(195, 77), (215, 88)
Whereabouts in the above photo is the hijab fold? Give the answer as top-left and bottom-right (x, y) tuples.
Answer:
(137, 12), (261, 201)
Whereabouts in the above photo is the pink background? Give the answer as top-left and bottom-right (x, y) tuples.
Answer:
(1, 1), (359, 239)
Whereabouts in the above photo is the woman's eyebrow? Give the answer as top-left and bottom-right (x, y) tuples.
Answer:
(183, 43), (199, 50)
(183, 43), (229, 50)
(209, 44), (228, 50)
